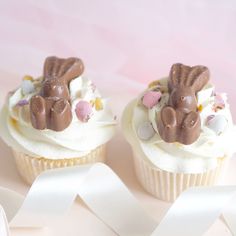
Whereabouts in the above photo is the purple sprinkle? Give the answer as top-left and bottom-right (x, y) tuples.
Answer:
(206, 115), (215, 125)
(16, 100), (29, 107)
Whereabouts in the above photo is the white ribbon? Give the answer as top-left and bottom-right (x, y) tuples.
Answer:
(0, 163), (235, 236)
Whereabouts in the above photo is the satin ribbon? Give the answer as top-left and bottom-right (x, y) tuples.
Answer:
(0, 163), (235, 236)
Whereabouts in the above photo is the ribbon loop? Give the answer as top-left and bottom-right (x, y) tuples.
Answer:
(0, 163), (235, 236)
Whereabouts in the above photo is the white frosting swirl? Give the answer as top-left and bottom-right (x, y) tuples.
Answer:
(122, 78), (236, 173)
(0, 76), (116, 159)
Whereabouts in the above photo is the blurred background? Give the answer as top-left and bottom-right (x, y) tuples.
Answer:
(0, 0), (235, 118)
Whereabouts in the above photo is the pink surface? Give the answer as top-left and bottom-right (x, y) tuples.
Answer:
(0, 1), (236, 235)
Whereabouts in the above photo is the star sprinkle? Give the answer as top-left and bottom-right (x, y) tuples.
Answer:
(95, 98), (103, 111)
(198, 104), (203, 112)
(75, 101), (93, 122)
(22, 75), (34, 81)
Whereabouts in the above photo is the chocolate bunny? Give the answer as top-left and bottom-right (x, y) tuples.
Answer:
(157, 63), (210, 145)
(30, 56), (84, 131)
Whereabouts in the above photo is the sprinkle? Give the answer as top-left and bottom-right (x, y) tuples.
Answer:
(206, 115), (215, 124)
(21, 80), (35, 95)
(213, 93), (225, 112)
(75, 101), (93, 122)
(206, 115), (228, 135)
(198, 104), (203, 112)
(16, 99), (29, 107)
(148, 80), (160, 88)
(22, 75), (34, 81)
(95, 98), (103, 110)
(159, 86), (168, 93)
(174, 142), (183, 147)
(90, 100), (95, 107)
(137, 121), (155, 140)
(142, 91), (162, 109)
(11, 118), (17, 126)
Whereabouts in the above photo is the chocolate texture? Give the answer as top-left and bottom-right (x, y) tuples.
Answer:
(157, 63), (209, 145)
(30, 56), (84, 131)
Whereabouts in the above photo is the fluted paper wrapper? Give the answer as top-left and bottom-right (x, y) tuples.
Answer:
(12, 144), (106, 185)
(133, 151), (229, 202)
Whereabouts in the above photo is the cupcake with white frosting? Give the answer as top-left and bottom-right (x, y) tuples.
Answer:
(122, 63), (236, 201)
(0, 56), (116, 184)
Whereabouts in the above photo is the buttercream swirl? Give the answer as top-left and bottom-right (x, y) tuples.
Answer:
(122, 78), (236, 173)
(0, 76), (116, 159)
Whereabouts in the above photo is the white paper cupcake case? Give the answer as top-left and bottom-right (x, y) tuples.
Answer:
(12, 144), (106, 185)
(133, 151), (229, 202)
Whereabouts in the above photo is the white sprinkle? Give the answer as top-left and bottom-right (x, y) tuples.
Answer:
(21, 80), (35, 95)
(137, 121), (155, 140)
(206, 115), (228, 135)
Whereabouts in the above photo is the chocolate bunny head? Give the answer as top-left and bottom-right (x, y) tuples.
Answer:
(168, 63), (209, 113)
(30, 56), (84, 131)
(157, 63), (210, 145)
(40, 57), (84, 100)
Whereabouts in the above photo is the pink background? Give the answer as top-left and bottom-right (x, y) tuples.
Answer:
(0, 1), (236, 235)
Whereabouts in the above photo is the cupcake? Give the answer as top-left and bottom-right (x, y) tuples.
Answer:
(0, 56), (116, 184)
(122, 63), (236, 202)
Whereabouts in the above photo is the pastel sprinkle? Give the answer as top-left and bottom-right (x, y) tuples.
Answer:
(22, 75), (33, 81)
(174, 142), (183, 147)
(213, 93), (225, 112)
(137, 121), (155, 140)
(206, 115), (215, 124)
(75, 101), (93, 122)
(142, 91), (162, 109)
(198, 104), (203, 112)
(21, 80), (35, 95)
(148, 80), (160, 88)
(206, 115), (228, 135)
(16, 99), (29, 107)
(90, 100), (95, 107)
(95, 98), (103, 110)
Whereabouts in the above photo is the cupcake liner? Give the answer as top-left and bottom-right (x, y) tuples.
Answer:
(12, 144), (106, 185)
(133, 151), (229, 202)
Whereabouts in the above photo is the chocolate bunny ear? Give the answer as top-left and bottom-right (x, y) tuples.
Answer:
(43, 56), (84, 82)
(169, 63), (209, 92)
(186, 65), (209, 92)
(169, 63), (191, 91)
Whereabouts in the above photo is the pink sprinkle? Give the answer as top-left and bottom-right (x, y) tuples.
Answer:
(215, 94), (225, 103)
(142, 91), (162, 109)
(213, 93), (225, 111)
(16, 99), (29, 107)
(75, 101), (93, 122)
